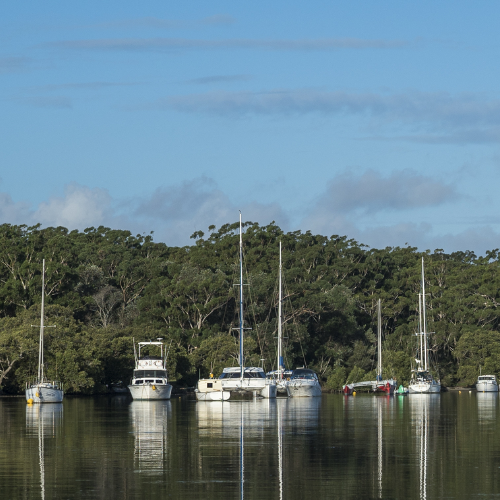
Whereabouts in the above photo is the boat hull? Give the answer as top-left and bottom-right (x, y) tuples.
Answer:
(26, 384), (64, 403)
(408, 382), (441, 394)
(221, 380), (277, 398)
(196, 391), (231, 401)
(128, 384), (172, 400)
(286, 380), (322, 397)
(476, 382), (499, 392)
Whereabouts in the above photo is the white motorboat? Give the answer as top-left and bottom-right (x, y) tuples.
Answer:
(476, 375), (499, 392)
(128, 340), (173, 400)
(409, 258), (441, 394)
(195, 378), (230, 401)
(25, 259), (64, 404)
(286, 368), (322, 397)
(218, 212), (277, 400)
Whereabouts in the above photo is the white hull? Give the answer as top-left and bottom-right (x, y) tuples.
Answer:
(128, 384), (172, 400)
(286, 380), (322, 397)
(26, 383), (64, 403)
(221, 379), (277, 398)
(476, 382), (499, 392)
(408, 382), (441, 394)
(196, 391), (231, 401)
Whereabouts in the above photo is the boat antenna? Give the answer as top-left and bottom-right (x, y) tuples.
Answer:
(164, 339), (173, 367)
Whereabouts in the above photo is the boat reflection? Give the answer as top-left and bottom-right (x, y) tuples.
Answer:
(26, 404), (63, 500)
(129, 401), (171, 475)
(477, 392), (498, 422)
(410, 395), (440, 500)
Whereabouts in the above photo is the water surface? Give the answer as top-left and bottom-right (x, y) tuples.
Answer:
(1, 392), (499, 499)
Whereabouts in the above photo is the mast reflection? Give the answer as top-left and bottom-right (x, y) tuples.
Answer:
(26, 404), (63, 500)
(410, 395), (439, 500)
(130, 401), (171, 474)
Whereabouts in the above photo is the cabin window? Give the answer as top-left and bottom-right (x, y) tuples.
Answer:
(135, 380), (143, 385)
(156, 380), (163, 384)
(134, 370), (167, 378)
(207, 383), (213, 388)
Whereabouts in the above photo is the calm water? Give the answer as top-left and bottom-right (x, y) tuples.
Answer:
(1, 393), (500, 499)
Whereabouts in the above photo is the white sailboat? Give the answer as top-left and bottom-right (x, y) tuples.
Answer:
(128, 340), (173, 400)
(266, 241), (289, 395)
(409, 258), (441, 394)
(374, 299), (397, 394)
(219, 213), (277, 399)
(25, 259), (64, 404)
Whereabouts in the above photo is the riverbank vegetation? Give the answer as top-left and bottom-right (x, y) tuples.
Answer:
(0, 222), (499, 394)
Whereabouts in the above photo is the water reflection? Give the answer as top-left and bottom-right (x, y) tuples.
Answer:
(25, 404), (63, 500)
(129, 401), (171, 475)
(410, 395), (440, 500)
(476, 392), (497, 421)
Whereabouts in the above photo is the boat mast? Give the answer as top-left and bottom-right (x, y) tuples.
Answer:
(38, 259), (45, 382)
(421, 257), (428, 372)
(377, 299), (382, 380)
(418, 293), (423, 370)
(278, 241), (283, 378)
(239, 212), (244, 381)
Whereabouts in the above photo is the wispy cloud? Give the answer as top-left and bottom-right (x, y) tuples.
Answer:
(161, 89), (500, 143)
(96, 14), (236, 30)
(0, 56), (31, 74)
(43, 37), (407, 52)
(314, 169), (457, 215)
(16, 95), (72, 109)
(36, 81), (142, 92)
(184, 75), (252, 85)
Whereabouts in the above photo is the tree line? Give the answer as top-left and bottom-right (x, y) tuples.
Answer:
(0, 222), (498, 394)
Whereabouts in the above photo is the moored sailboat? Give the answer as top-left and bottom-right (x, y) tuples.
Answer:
(25, 260), (64, 404)
(218, 213), (277, 399)
(409, 258), (441, 394)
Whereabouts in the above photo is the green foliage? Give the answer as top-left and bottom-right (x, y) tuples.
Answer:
(326, 366), (347, 392)
(0, 221), (498, 393)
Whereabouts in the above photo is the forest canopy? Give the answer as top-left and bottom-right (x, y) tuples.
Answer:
(0, 222), (498, 394)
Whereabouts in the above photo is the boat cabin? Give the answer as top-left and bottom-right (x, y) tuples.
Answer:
(290, 369), (318, 380)
(219, 367), (266, 379)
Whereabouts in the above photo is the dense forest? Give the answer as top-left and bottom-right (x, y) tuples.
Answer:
(0, 222), (499, 394)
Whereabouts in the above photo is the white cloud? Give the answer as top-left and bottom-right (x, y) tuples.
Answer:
(0, 176), (495, 254)
(35, 184), (112, 229)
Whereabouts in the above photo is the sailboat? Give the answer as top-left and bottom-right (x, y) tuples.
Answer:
(25, 259), (64, 403)
(266, 241), (290, 395)
(408, 258), (441, 394)
(219, 213), (277, 399)
(374, 299), (396, 394)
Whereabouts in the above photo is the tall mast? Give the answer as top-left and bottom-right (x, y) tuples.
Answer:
(278, 241), (283, 378)
(38, 259), (45, 382)
(421, 257), (428, 372)
(239, 212), (244, 380)
(418, 293), (423, 369)
(377, 299), (382, 379)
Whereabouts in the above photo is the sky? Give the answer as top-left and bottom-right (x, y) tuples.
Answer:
(1, 2), (500, 253)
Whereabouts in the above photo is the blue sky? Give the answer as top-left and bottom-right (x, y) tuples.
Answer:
(1, 1), (500, 253)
